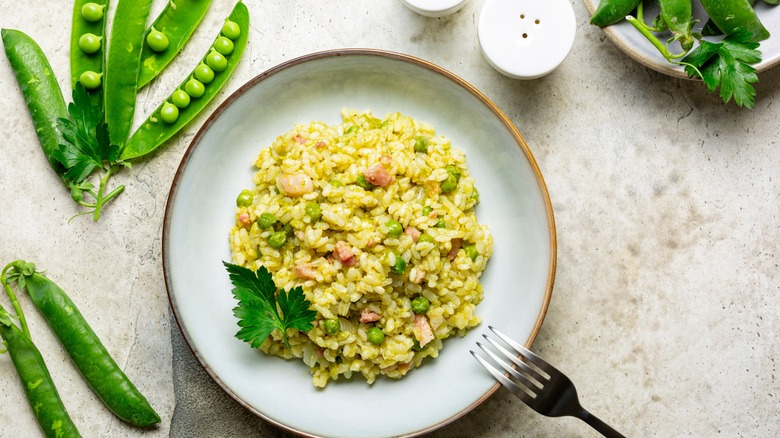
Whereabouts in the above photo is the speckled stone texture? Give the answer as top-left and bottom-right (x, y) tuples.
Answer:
(2, 0), (779, 437)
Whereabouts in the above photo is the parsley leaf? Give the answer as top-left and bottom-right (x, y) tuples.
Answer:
(225, 262), (317, 349)
(683, 29), (761, 109)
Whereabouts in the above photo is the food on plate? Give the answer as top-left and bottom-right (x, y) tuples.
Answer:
(590, 0), (771, 108)
(0, 261), (161, 432)
(2, 1), (248, 221)
(228, 110), (493, 387)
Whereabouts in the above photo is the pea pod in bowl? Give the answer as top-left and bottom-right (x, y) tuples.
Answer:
(121, 1), (249, 160)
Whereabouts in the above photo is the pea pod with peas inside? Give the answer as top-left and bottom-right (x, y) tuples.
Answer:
(590, 0), (641, 27)
(6, 261), (161, 427)
(137, 0), (215, 88)
(699, 0), (769, 42)
(120, 1), (249, 160)
(70, 0), (108, 97)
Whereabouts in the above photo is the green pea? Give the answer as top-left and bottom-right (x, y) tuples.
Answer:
(329, 179), (343, 188)
(79, 70), (102, 90)
(324, 318), (340, 335)
(411, 296), (430, 314)
(471, 186), (480, 204)
(268, 231), (287, 249)
(184, 78), (205, 98)
(390, 253), (407, 275)
(305, 202), (322, 221)
(434, 219), (446, 229)
(367, 327), (385, 345)
(171, 90), (191, 109)
(214, 36), (234, 55)
(236, 189), (253, 207)
(414, 135), (428, 153)
(146, 29), (169, 52)
(418, 234), (435, 244)
(445, 164), (461, 180)
(422, 206), (433, 216)
(355, 174), (375, 190)
(160, 102), (179, 124)
(81, 3), (104, 22)
(440, 173), (458, 193)
(78, 33), (101, 54)
(464, 244), (478, 261)
(194, 64), (215, 84)
(257, 213), (277, 229)
(206, 51), (228, 72)
(385, 219), (403, 238)
(222, 20), (242, 40)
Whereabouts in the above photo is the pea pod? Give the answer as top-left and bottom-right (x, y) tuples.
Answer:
(138, 0), (215, 88)
(1, 29), (69, 178)
(659, 0), (694, 51)
(70, 0), (109, 98)
(0, 315), (82, 438)
(120, 1), (249, 160)
(16, 265), (161, 427)
(590, 0), (641, 27)
(701, 0), (757, 36)
(699, 0), (769, 42)
(104, 0), (154, 145)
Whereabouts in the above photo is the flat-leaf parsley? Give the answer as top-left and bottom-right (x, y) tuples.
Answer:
(224, 262), (317, 349)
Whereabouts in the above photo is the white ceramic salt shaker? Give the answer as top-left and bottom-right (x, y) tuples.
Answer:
(478, 0), (576, 79)
(400, 0), (470, 17)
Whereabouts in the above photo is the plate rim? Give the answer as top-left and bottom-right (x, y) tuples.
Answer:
(162, 48), (557, 437)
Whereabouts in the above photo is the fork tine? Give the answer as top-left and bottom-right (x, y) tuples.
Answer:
(476, 342), (540, 396)
(470, 349), (535, 405)
(482, 334), (546, 386)
(489, 325), (555, 374)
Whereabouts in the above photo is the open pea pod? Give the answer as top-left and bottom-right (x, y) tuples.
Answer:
(70, 0), (109, 101)
(120, 1), (249, 161)
(138, 0), (214, 89)
(104, 0), (154, 146)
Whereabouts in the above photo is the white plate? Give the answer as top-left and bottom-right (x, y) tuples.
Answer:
(583, 0), (780, 78)
(163, 49), (556, 438)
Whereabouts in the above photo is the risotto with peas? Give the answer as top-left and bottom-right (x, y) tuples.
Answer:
(229, 109), (492, 387)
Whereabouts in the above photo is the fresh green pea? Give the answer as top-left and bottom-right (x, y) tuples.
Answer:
(418, 234), (435, 244)
(0, 316), (81, 437)
(699, 0), (769, 42)
(385, 219), (403, 238)
(440, 173), (458, 193)
(366, 327), (385, 345)
(471, 187), (480, 204)
(104, 0), (154, 145)
(590, 0), (641, 27)
(2, 29), (70, 179)
(138, 0), (215, 88)
(184, 78), (205, 98)
(79, 70), (102, 90)
(464, 244), (478, 261)
(206, 50), (228, 72)
(222, 20), (242, 40)
(422, 206), (433, 216)
(121, 2), (250, 160)
(70, 0), (108, 96)
(171, 89), (191, 108)
(214, 36), (234, 55)
(268, 231), (287, 249)
(257, 213), (277, 229)
(390, 253), (407, 275)
(355, 174), (375, 190)
(146, 29), (169, 52)
(434, 219), (446, 228)
(15, 264), (161, 426)
(81, 2), (104, 22)
(329, 179), (343, 188)
(445, 164), (461, 180)
(411, 296), (430, 314)
(324, 318), (340, 335)
(414, 135), (428, 153)
(78, 33), (101, 54)
(160, 102), (179, 124)
(236, 189), (253, 207)
(305, 202), (322, 221)
(194, 63), (215, 84)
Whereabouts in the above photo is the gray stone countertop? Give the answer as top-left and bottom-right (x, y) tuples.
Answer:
(1, 0), (778, 437)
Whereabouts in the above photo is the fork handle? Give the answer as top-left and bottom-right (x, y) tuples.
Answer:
(578, 409), (626, 438)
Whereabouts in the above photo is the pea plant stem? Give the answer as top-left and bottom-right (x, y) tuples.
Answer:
(1, 262), (29, 338)
(625, 15), (688, 60)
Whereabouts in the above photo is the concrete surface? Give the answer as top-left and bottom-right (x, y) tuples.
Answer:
(1, 0), (779, 437)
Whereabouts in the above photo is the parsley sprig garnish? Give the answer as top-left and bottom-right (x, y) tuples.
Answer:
(224, 262), (317, 349)
(52, 84), (129, 221)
